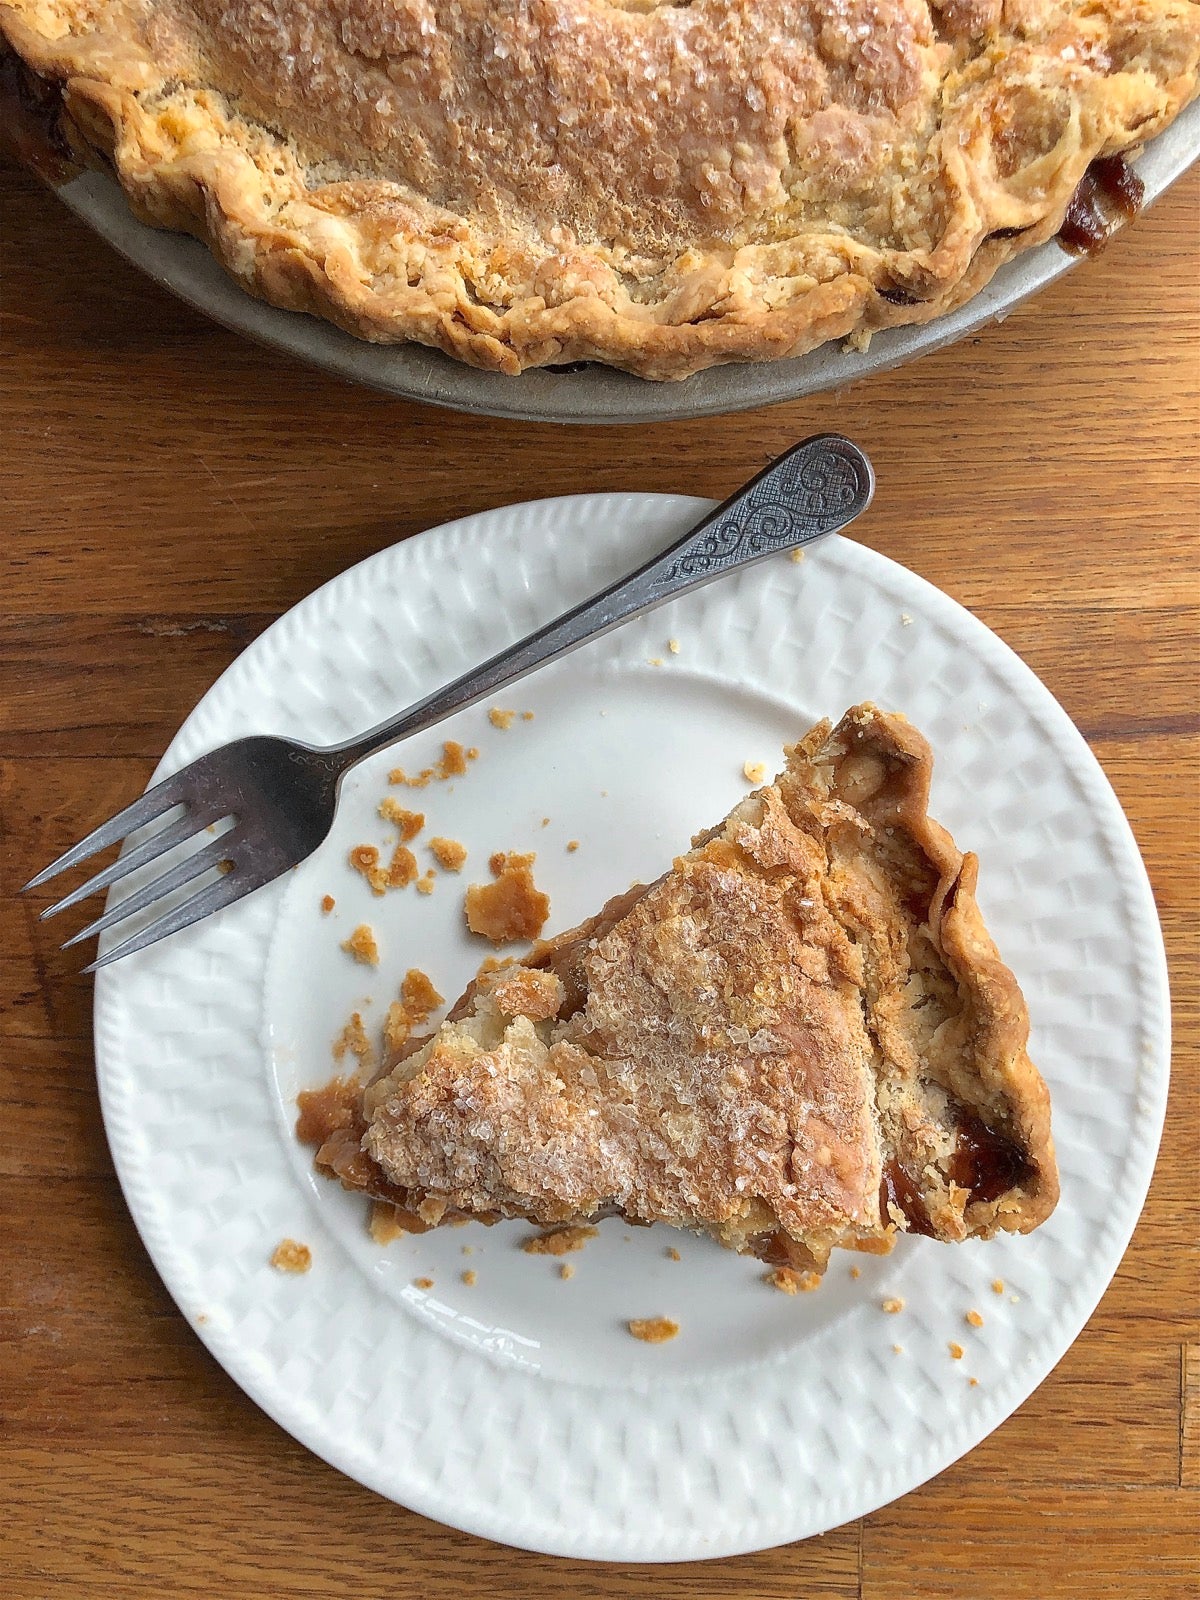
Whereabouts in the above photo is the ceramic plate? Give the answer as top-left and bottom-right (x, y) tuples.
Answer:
(93, 493), (1169, 1559)
(57, 104), (1200, 424)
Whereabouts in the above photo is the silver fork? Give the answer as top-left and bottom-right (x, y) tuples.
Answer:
(25, 434), (874, 971)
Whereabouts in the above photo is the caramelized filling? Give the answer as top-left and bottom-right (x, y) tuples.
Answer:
(948, 1112), (1034, 1204)
(880, 1158), (936, 1237)
(0, 46), (83, 184)
(1059, 155), (1144, 256)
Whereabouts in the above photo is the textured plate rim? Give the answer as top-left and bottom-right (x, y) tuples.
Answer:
(91, 494), (1171, 1560)
(52, 105), (1200, 425)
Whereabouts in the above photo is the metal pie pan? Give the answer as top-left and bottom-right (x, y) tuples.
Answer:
(57, 102), (1199, 425)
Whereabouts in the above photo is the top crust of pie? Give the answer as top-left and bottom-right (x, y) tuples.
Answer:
(362, 706), (1058, 1268)
(3, 0), (1197, 378)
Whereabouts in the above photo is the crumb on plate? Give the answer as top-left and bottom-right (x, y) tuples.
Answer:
(628, 1317), (679, 1344)
(901, 613), (914, 626)
(882, 1297), (905, 1315)
(489, 708), (516, 730)
(402, 968), (443, 1018)
(668, 638), (680, 654)
(270, 1239), (312, 1274)
(320, 894), (335, 914)
(850, 1266), (861, 1279)
(892, 1343), (903, 1354)
(520, 1224), (598, 1257)
(465, 851), (550, 944)
(743, 760), (768, 784)
(332, 1010), (373, 1065)
(766, 1266), (820, 1295)
(566, 840), (580, 853)
(430, 836), (468, 871)
(369, 1201), (407, 1245)
(648, 656), (663, 667)
(379, 799), (424, 840)
(789, 548), (805, 564)
(521, 712), (534, 722)
(666, 1247), (681, 1262)
(949, 1341), (965, 1360)
(559, 1263), (574, 1280)
(966, 1309), (984, 1328)
(341, 924), (379, 966)
(413, 1277), (434, 1290)
(969, 1376), (980, 1387)
(462, 1270), (477, 1287)
(415, 869), (437, 895)
(349, 844), (386, 895)
(991, 1278), (1005, 1295)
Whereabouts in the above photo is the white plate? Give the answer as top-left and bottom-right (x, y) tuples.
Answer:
(94, 494), (1169, 1560)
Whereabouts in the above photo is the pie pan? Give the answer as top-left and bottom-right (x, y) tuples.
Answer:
(52, 102), (1200, 425)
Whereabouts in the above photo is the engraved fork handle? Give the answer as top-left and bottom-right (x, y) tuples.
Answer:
(325, 434), (874, 770)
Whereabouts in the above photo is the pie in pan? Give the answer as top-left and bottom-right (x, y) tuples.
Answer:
(312, 706), (1058, 1273)
(3, 0), (1197, 379)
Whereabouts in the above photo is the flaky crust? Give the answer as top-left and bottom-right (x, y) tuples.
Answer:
(3, 0), (1197, 379)
(362, 705), (1058, 1269)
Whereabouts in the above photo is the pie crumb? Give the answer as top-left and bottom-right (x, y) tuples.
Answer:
(1009, 1293), (1021, 1304)
(413, 1277), (434, 1290)
(387, 843), (419, 888)
(379, 799), (424, 840)
(882, 1297), (905, 1314)
(270, 1239), (312, 1274)
(462, 1244), (473, 1256)
(489, 708), (516, 730)
(850, 1266), (861, 1279)
(462, 1270), (477, 1287)
(892, 1343), (903, 1354)
(341, 924), (379, 966)
(349, 844), (386, 895)
(521, 712), (534, 722)
(566, 840), (580, 853)
(520, 1224), (598, 1256)
(465, 851), (550, 944)
(900, 613), (914, 627)
(949, 1341), (965, 1360)
(320, 894), (335, 914)
(766, 1266), (820, 1294)
(965, 1309), (984, 1328)
(743, 760), (768, 784)
(430, 836), (468, 871)
(668, 638), (680, 654)
(196, 1313), (208, 1324)
(628, 1317), (679, 1344)
(648, 656), (663, 667)
(666, 1247), (681, 1261)
(440, 741), (469, 777)
(541, 817), (550, 827)
(415, 869), (437, 895)
(402, 969), (443, 1018)
(789, 548), (806, 564)
(368, 1201), (406, 1245)
(383, 1001), (411, 1055)
(332, 1010), (373, 1064)
(969, 1377), (980, 1387)
(991, 1278), (1005, 1294)
(559, 1263), (574, 1280)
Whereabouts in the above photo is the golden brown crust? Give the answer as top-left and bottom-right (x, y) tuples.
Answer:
(360, 704), (1058, 1269)
(2, 1), (1197, 379)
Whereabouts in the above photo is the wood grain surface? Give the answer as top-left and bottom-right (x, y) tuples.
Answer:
(1, 150), (1197, 1599)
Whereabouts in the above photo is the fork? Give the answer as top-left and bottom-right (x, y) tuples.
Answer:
(25, 434), (874, 970)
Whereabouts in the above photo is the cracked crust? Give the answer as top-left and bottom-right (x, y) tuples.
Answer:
(360, 705), (1058, 1272)
(3, 0), (1197, 379)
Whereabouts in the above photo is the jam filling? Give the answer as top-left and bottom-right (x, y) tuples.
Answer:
(881, 1110), (1034, 1233)
(1058, 155), (1144, 257)
(0, 46), (84, 184)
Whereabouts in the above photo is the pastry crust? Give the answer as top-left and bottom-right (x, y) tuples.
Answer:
(3, 0), (1197, 379)
(359, 706), (1058, 1272)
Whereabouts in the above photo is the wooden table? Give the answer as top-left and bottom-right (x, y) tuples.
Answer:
(2, 148), (1196, 1599)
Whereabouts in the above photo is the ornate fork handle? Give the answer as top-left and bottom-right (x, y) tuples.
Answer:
(329, 434), (873, 770)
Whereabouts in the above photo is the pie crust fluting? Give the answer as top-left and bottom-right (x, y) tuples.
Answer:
(3, 0), (1197, 379)
(353, 706), (1058, 1274)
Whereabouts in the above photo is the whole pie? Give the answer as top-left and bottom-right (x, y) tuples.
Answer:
(3, 0), (1197, 378)
(309, 706), (1058, 1273)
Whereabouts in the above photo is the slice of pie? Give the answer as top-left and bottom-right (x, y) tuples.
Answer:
(2, 1), (1197, 379)
(348, 705), (1056, 1273)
